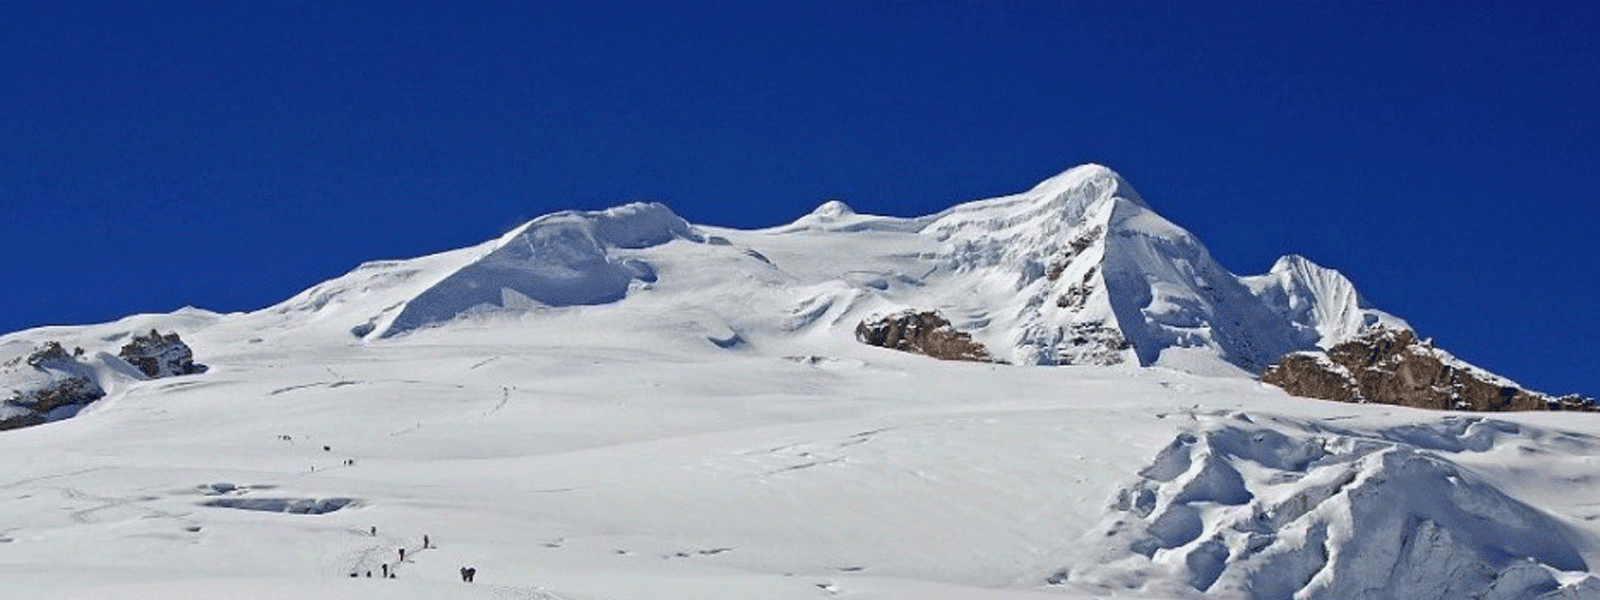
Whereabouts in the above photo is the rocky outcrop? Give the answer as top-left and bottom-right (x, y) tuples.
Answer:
(119, 329), (207, 378)
(2, 330), (208, 433)
(1050, 320), (1131, 366)
(9, 370), (103, 414)
(0, 410), (46, 431)
(1263, 329), (1595, 411)
(856, 310), (994, 362)
(2, 342), (106, 431)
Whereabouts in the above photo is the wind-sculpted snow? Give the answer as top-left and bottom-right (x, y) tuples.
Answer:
(1244, 255), (1409, 348)
(1098, 199), (1310, 373)
(1069, 414), (1600, 600)
(378, 202), (702, 337)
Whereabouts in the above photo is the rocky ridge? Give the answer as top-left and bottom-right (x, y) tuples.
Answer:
(1262, 329), (1594, 412)
(1, 331), (207, 431)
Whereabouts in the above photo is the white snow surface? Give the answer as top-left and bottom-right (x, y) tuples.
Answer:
(0, 164), (1595, 599)
(1242, 255), (1409, 349)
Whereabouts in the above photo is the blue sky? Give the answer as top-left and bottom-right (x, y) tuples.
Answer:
(2, 1), (1596, 396)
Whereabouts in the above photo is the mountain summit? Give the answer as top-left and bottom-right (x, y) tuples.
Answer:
(255, 164), (1528, 384)
(1, 164), (1596, 600)
(3, 164), (1582, 420)
(278, 163), (1388, 375)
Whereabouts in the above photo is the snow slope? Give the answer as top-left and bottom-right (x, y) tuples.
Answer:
(97, 164), (1405, 377)
(1243, 255), (1409, 350)
(0, 164), (1594, 599)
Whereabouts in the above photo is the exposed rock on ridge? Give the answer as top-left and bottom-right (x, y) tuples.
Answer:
(855, 310), (994, 362)
(119, 329), (208, 378)
(2, 342), (105, 431)
(1263, 329), (1595, 411)
(2, 331), (209, 432)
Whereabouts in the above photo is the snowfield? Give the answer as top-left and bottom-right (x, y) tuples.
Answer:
(1, 165), (1595, 599)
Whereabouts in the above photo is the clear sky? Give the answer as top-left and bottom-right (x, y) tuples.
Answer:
(2, 1), (1596, 396)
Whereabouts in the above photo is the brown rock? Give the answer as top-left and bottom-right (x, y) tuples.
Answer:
(1261, 353), (1360, 402)
(24, 341), (71, 368)
(0, 412), (45, 432)
(119, 329), (207, 378)
(2, 340), (107, 431)
(1262, 329), (1594, 412)
(12, 375), (103, 413)
(855, 310), (994, 362)
(1045, 226), (1104, 281)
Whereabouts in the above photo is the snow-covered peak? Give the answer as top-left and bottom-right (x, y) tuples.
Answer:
(770, 199), (927, 234)
(1244, 254), (1408, 348)
(1269, 253), (1318, 275)
(891, 164), (1307, 372)
(1022, 163), (1149, 212)
(926, 164), (1144, 243)
(126, 163), (1415, 378)
(809, 199), (855, 219)
(371, 202), (703, 338)
(499, 201), (699, 250)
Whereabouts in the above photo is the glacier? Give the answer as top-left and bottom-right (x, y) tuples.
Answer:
(0, 164), (1594, 600)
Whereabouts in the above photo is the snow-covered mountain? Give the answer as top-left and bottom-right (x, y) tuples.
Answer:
(257, 165), (1404, 374)
(1, 164), (1596, 600)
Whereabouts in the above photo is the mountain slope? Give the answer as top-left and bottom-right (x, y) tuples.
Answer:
(1, 304), (1597, 600)
(1, 164), (1595, 600)
(5, 164), (1552, 400)
(1244, 254), (1410, 348)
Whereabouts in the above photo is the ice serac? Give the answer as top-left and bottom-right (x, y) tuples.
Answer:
(1070, 416), (1600, 600)
(375, 202), (701, 337)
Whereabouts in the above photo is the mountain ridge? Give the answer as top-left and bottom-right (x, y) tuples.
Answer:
(1, 164), (1597, 600)
(1, 164), (1585, 414)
